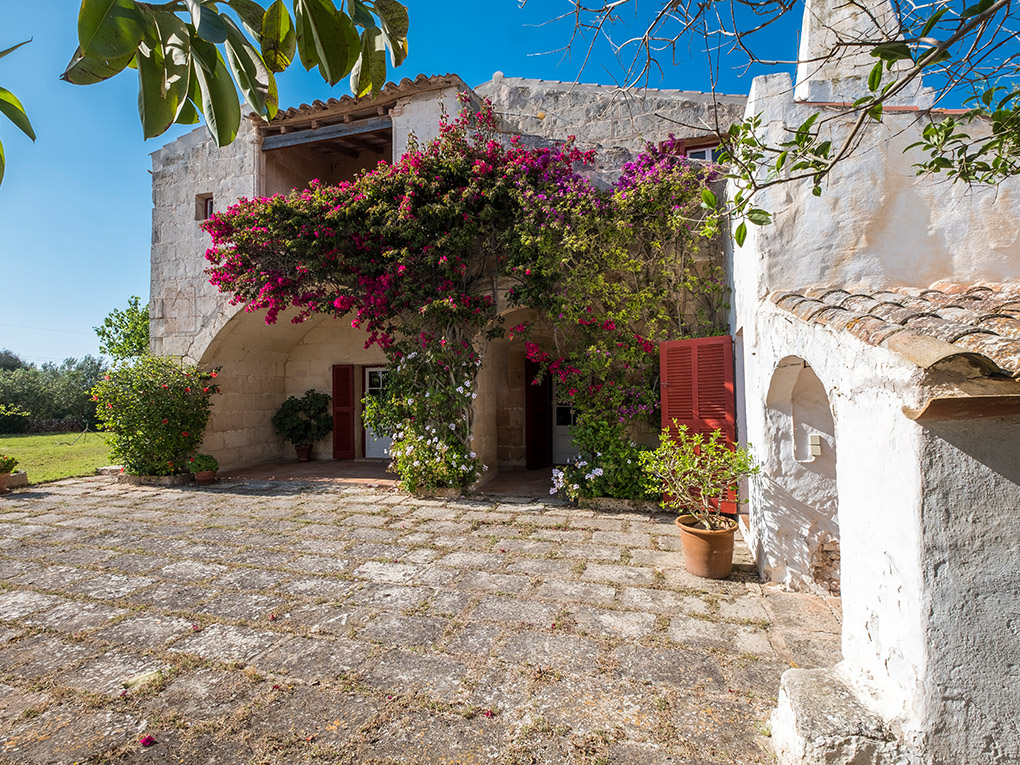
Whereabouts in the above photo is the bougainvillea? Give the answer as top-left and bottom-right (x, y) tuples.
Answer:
(203, 98), (723, 493)
(93, 356), (220, 476)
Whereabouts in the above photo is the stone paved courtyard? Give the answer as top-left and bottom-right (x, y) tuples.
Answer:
(0, 476), (842, 764)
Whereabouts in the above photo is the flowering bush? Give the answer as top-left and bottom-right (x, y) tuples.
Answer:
(271, 390), (332, 446)
(0, 454), (17, 474)
(550, 420), (656, 502)
(92, 356), (220, 476)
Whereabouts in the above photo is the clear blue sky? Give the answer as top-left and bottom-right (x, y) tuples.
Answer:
(0, 1), (798, 366)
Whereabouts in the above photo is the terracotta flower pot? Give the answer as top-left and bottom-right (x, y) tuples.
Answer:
(0, 472), (9, 494)
(194, 470), (216, 486)
(675, 514), (737, 579)
(294, 444), (312, 461)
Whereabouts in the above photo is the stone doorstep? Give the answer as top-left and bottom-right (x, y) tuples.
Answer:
(771, 668), (909, 764)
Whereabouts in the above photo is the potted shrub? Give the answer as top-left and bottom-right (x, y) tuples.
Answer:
(189, 454), (219, 485)
(641, 424), (759, 579)
(0, 454), (17, 494)
(272, 390), (332, 461)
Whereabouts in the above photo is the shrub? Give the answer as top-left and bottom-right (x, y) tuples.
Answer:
(551, 419), (656, 502)
(92, 356), (220, 476)
(0, 454), (17, 473)
(271, 390), (332, 446)
(640, 425), (758, 529)
(188, 453), (219, 473)
(0, 404), (30, 434)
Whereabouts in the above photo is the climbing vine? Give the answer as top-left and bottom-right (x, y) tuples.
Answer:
(203, 99), (723, 493)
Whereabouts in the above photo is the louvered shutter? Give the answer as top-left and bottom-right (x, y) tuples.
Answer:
(332, 365), (355, 460)
(660, 336), (737, 512)
(660, 335), (735, 442)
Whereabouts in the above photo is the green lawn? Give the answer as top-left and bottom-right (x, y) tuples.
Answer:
(0, 431), (113, 484)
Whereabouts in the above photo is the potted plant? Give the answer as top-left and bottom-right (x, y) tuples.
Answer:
(188, 454), (219, 485)
(0, 454), (17, 494)
(271, 390), (333, 461)
(641, 424), (759, 579)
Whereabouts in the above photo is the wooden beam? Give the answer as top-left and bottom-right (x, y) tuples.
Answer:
(263, 115), (392, 151)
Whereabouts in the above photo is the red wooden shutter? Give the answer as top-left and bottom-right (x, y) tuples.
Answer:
(660, 336), (737, 513)
(660, 335), (735, 442)
(332, 365), (355, 460)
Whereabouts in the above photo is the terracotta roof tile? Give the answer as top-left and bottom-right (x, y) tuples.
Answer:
(771, 282), (1020, 377)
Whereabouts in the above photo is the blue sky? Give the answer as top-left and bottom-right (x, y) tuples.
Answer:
(0, 1), (798, 365)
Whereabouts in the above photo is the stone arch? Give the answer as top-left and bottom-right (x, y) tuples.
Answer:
(197, 309), (386, 470)
(760, 356), (840, 594)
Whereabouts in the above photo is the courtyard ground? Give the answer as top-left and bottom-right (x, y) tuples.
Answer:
(0, 476), (841, 764)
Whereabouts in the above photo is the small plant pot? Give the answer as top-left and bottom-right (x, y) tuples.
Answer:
(0, 472), (9, 494)
(675, 514), (737, 579)
(294, 444), (313, 461)
(194, 470), (217, 486)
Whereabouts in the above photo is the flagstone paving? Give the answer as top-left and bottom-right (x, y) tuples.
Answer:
(0, 476), (843, 764)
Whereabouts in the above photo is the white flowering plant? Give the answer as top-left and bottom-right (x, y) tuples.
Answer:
(550, 419), (657, 502)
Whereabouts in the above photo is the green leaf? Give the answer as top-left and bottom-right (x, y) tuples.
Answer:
(734, 221), (747, 247)
(297, 0), (359, 85)
(185, 0), (229, 43)
(293, 0), (319, 71)
(812, 185), (822, 197)
(136, 20), (179, 139)
(0, 137), (5, 185)
(225, 0), (268, 35)
(375, 0), (409, 36)
(870, 41), (913, 62)
(61, 46), (135, 85)
(0, 40), (31, 61)
(0, 87), (36, 142)
(192, 46), (241, 146)
(919, 8), (947, 37)
(349, 26), (387, 97)
(746, 208), (772, 226)
(700, 188), (717, 208)
(190, 35), (219, 73)
(348, 0), (375, 27)
(868, 102), (884, 122)
(868, 61), (882, 92)
(961, 0), (995, 19)
(224, 16), (275, 116)
(261, 0), (296, 73)
(775, 151), (788, 172)
(175, 98), (200, 124)
(78, 0), (145, 59)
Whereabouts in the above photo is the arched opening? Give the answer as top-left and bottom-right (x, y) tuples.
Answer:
(197, 309), (386, 470)
(759, 356), (840, 594)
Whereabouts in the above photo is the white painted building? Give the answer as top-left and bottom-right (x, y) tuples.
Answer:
(728, 2), (1020, 761)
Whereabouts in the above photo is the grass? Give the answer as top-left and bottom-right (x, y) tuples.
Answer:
(0, 431), (113, 484)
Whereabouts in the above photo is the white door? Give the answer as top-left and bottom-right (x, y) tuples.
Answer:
(552, 382), (579, 464)
(364, 367), (392, 459)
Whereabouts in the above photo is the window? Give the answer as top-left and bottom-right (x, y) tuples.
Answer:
(195, 193), (214, 221)
(686, 147), (724, 162)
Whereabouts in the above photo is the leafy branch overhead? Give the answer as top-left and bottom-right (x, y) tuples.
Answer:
(0, 40), (37, 186)
(64, 0), (410, 146)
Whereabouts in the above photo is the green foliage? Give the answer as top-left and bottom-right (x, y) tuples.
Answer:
(550, 420), (656, 502)
(0, 404), (30, 434)
(0, 453), (17, 473)
(92, 355), (220, 475)
(640, 424), (759, 530)
(0, 39), (36, 186)
(0, 356), (108, 432)
(271, 389), (332, 445)
(95, 296), (150, 361)
(0, 349), (27, 371)
(62, 0), (410, 148)
(188, 452), (219, 472)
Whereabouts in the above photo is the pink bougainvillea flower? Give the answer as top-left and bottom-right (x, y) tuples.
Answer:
(191, 624), (202, 632)
(268, 613), (277, 621)
(140, 736), (156, 747)
(483, 709), (494, 718)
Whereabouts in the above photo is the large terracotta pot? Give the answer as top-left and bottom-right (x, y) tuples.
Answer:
(0, 472), (9, 494)
(675, 514), (737, 579)
(194, 470), (216, 486)
(294, 444), (312, 461)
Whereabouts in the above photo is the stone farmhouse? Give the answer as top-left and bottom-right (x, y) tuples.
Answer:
(148, 0), (1020, 760)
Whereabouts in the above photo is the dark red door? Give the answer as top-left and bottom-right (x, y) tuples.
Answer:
(332, 364), (355, 460)
(659, 336), (736, 512)
(525, 359), (552, 469)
